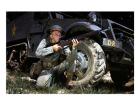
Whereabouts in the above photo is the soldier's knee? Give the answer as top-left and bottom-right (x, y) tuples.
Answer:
(36, 70), (53, 87)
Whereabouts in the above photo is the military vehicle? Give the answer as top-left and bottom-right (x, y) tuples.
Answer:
(6, 12), (134, 87)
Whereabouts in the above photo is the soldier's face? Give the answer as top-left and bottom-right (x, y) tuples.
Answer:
(50, 30), (61, 43)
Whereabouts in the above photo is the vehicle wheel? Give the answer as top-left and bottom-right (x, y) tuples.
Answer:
(68, 39), (106, 86)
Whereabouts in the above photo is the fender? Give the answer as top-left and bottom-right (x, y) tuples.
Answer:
(64, 22), (102, 39)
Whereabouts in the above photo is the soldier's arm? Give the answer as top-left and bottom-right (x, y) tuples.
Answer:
(35, 39), (54, 57)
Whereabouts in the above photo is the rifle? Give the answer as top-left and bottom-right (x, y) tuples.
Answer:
(58, 31), (99, 48)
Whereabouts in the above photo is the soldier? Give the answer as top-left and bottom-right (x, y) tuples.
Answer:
(30, 25), (79, 87)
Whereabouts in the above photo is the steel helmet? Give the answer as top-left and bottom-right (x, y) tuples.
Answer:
(47, 25), (64, 35)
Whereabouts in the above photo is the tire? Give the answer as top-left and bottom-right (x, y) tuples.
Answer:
(69, 39), (106, 86)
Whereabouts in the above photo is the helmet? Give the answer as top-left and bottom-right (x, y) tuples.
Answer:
(47, 25), (64, 35)
(50, 25), (62, 32)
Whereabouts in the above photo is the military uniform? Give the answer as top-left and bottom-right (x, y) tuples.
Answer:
(30, 38), (77, 87)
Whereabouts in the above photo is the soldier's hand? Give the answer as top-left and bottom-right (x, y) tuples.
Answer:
(52, 44), (62, 52)
(72, 39), (79, 48)
(67, 80), (76, 87)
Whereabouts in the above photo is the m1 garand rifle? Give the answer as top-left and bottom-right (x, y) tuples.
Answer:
(58, 31), (99, 48)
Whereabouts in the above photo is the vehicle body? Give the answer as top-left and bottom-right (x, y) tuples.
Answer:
(6, 12), (134, 87)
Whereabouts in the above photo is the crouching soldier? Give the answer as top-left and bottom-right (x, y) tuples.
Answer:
(30, 25), (79, 87)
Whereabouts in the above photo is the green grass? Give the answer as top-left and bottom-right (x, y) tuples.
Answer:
(6, 71), (132, 94)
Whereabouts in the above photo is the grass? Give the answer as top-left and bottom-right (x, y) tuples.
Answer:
(6, 70), (133, 94)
